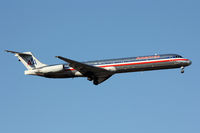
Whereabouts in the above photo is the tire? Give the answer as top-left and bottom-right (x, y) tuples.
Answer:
(181, 70), (184, 73)
(93, 80), (99, 85)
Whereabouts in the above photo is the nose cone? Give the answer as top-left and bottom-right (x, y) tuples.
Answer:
(187, 59), (192, 66)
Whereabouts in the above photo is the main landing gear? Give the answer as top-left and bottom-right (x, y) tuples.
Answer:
(87, 77), (93, 81)
(93, 80), (99, 85)
(181, 66), (184, 73)
(87, 76), (99, 85)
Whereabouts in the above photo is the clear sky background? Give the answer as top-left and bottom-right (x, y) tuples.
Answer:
(0, 0), (199, 133)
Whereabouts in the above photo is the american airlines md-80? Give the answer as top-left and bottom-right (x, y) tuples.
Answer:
(6, 50), (192, 85)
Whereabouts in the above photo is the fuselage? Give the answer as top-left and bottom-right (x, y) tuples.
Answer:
(30, 54), (191, 78)
(6, 50), (192, 85)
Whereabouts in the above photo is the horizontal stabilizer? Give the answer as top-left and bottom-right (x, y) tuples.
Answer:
(5, 50), (31, 55)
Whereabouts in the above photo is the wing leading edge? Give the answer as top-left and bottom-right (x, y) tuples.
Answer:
(56, 56), (113, 85)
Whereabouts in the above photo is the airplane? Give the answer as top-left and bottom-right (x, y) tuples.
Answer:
(5, 50), (192, 85)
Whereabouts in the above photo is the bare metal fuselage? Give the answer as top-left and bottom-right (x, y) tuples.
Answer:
(33, 54), (191, 79)
(6, 50), (191, 85)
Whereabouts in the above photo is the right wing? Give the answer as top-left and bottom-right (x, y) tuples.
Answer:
(56, 56), (114, 85)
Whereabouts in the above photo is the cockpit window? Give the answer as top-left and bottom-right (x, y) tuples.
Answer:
(175, 55), (182, 58)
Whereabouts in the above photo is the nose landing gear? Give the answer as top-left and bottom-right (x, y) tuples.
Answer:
(181, 66), (184, 73)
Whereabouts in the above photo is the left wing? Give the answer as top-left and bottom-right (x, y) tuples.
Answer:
(56, 56), (113, 85)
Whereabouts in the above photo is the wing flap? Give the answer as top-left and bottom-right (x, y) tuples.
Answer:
(96, 75), (112, 85)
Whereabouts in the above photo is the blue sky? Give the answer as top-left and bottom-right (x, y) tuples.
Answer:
(0, 0), (199, 133)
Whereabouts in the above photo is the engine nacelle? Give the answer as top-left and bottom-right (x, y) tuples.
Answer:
(24, 69), (39, 75)
(39, 65), (64, 73)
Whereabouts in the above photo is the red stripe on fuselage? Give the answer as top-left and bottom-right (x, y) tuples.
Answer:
(65, 58), (188, 71)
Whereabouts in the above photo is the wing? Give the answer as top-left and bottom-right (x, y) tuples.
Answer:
(56, 56), (113, 85)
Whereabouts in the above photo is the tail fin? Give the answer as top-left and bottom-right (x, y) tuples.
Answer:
(5, 50), (46, 70)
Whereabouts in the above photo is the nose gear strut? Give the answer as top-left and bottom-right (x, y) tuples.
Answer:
(181, 66), (184, 73)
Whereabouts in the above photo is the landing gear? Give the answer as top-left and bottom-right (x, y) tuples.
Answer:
(87, 76), (99, 85)
(87, 77), (93, 81)
(93, 80), (99, 85)
(181, 66), (184, 73)
(93, 77), (99, 85)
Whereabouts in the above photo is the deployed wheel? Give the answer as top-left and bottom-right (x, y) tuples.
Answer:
(93, 80), (99, 85)
(181, 66), (184, 73)
(181, 69), (184, 73)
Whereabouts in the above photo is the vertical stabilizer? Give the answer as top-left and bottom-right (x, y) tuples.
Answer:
(5, 50), (46, 70)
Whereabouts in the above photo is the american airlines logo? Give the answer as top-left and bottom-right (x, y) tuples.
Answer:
(27, 58), (37, 65)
